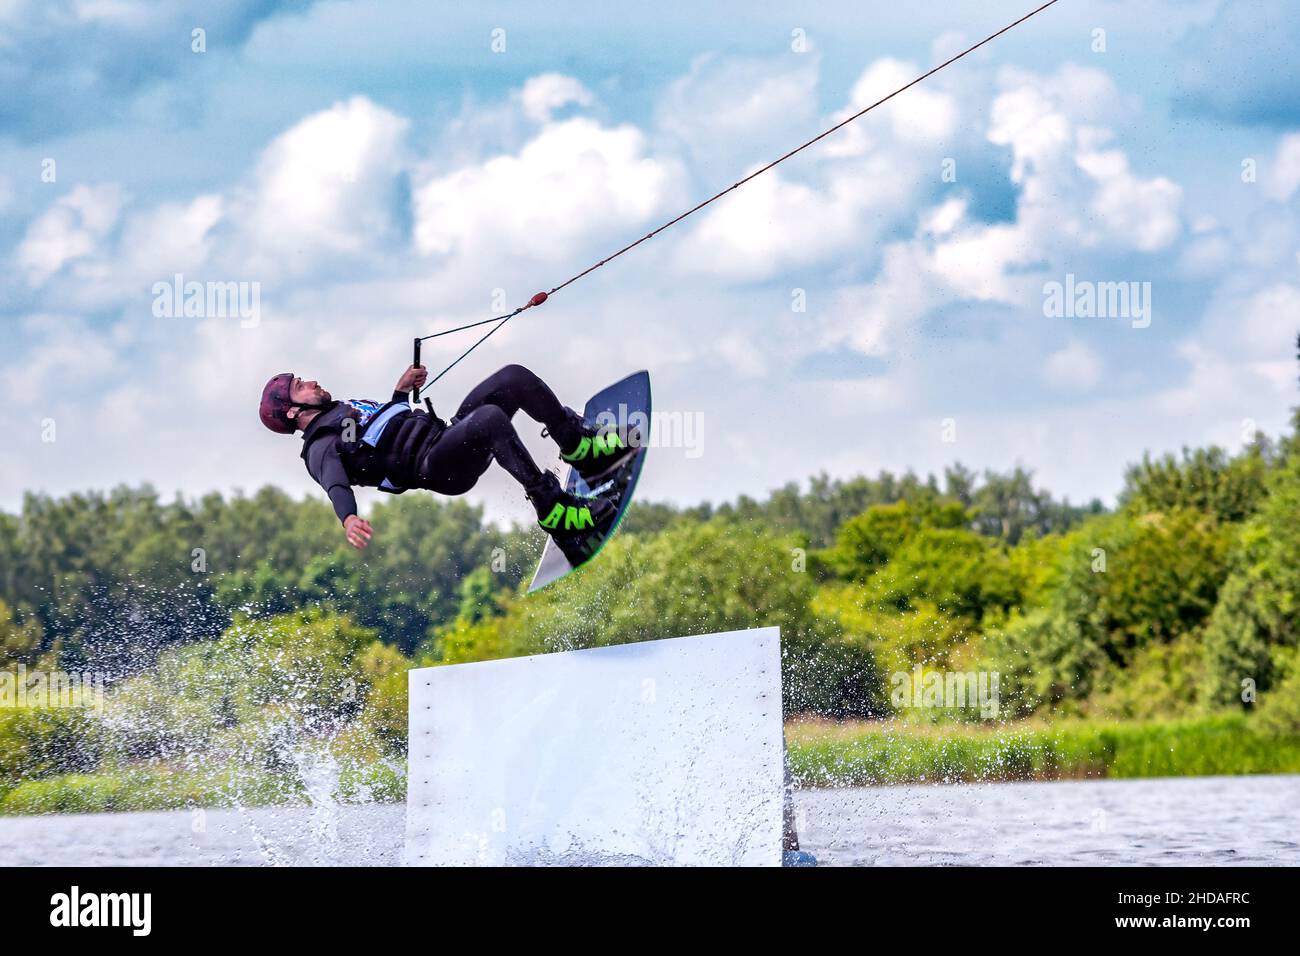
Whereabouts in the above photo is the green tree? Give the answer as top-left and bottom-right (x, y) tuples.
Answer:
(106, 608), (377, 760)
(0, 598), (44, 668)
(987, 510), (1234, 714)
(453, 566), (510, 625)
(864, 527), (1021, 625)
(822, 499), (966, 582)
(478, 519), (884, 716)
(816, 510), (1028, 681)
(1121, 442), (1273, 523)
(355, 640), (411, 753)
(970, 467), (1104, 543)
(1201, 449), (1300, 705)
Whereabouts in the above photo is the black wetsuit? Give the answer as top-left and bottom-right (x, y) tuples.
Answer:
(300, 364), (583, 524)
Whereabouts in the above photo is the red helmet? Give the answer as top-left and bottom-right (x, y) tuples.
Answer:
(259, 372), (297, 434)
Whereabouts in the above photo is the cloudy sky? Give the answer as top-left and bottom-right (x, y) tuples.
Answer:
(3, 0), (1299, 524)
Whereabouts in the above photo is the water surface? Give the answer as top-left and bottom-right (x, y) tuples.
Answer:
(2, 775), (1295, 866)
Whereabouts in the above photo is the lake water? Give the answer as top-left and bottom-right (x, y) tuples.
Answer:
(2, 774), (1296, 866)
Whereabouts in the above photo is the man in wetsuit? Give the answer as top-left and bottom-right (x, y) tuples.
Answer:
(258, 363), (630, 552)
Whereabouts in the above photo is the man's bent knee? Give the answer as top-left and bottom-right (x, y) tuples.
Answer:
(495, 363), (535, 383)
(466, 403), (511, 436)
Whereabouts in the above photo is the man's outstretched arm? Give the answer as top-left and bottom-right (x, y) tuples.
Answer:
(304, 436), (372, 548)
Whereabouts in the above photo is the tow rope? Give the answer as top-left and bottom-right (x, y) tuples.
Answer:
(412, 0), (1063, 402)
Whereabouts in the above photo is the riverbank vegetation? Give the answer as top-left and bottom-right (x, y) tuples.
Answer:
(4, 391), (1300, 812)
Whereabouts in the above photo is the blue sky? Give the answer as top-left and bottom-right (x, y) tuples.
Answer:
(3, 0), (1300, 523)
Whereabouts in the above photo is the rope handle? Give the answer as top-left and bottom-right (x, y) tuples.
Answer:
(415, 292), (548, 390)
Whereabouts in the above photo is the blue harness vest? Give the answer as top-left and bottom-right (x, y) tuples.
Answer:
(347, 398), (412, 492)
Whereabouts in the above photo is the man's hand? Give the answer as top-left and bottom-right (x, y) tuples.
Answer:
(396, 363), (428, 394)
(344, 515), (373, 550)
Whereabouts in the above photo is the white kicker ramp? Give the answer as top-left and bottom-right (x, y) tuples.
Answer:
(405, 627), (785, 866)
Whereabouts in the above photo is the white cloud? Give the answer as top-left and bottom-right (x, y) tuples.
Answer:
(413, 116), (673, 264)
(1177, 231), (1234, 276)
(1, 0), (322, 140)
(988, 84), (1073, 183)
(4, 46), (1295, 520)
(930, 31), (968, 62)
(922, 198), (966, 237)
(714, 331), (768, 378)
(117, 193), (224, 282)
(0, 313), (120, 399)
(1208, 282), (1300, 359)
(1154, 280), (1300, 438)
(233, 95), (410, 274)
(822, 57), (959, 161)
(16, 183), (123, 286)
(979, 65), (1182, 261)
(930, 222), (1028, 303)
(989, 64), (1132, 187)
(847, 58), (958, 146)
(1043, 339), (1103, 391)
(657, 53), (819, 170)
(1157, 340), (1292, 420)
(74, 0), (150, 25)
(1266, 132), (1300, 202)
(1076, 146), (1182, 251)
(803, 60), (1190, 408)
(9, 96), (411, 305)
(520, 73), (594, 123)
(671, 169), (870, 280)
(818, 244), (938, 356)
(665, 53), (962, 283)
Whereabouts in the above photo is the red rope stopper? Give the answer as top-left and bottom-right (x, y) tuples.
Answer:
(527, 291), (548, 308)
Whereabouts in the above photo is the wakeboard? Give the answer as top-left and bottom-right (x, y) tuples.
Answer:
(527, 370), (650, 592)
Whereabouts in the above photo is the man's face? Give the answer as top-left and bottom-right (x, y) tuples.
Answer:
(289, 376), (331, 407)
